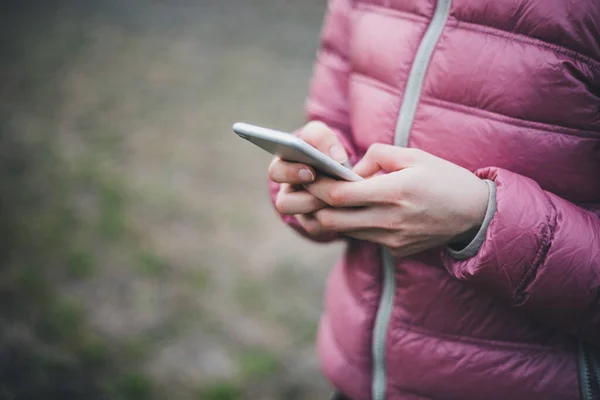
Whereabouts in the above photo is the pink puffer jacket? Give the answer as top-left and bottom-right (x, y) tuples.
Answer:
(268, 0), (600, 399)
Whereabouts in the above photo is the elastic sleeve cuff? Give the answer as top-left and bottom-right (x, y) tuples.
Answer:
(446, 179), (497, 260)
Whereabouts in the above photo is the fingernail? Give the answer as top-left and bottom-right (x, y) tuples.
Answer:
(298, 168), (314, 182)
(329, 145), (348, 163)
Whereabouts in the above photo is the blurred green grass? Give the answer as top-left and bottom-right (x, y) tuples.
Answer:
(0, 0), (336, 399)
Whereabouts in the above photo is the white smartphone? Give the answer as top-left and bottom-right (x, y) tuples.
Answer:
(232, 122), (363, 182)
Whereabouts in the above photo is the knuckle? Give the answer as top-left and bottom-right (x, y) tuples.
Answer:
(365, 143), (386, 159)
(268, 159), (282, 181)
(307, 225), (322, 236)
(299, 121), (329, 145)
(303, 219), (322, 236)
(372, 143), (388, 153)
(315, 211), (334, 230)
(326, 187), (345, 206)
(274, 193), (286, 213)
(304, 120), (327, 133)
(275, 192), (296, 215)
(279, 183), (291, 194)
(267, 164), (277, 180)
(370, 143), (386, 152)
(404, 147), (425, 160)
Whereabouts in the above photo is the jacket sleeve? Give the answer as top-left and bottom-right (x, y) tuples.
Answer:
(269, 0), (359, 243)
(442, 167), (600, 345)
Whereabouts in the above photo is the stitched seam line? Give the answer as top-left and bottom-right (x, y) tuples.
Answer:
(351, 72), (397, 96)
(513, 195), (558, 305)
(389, 321), (571, 353)
(331, 315), (572, 368)
(355, 1), (430, 21)
(355, 2), (600, 69)
(336, 322), (570, 369)
(350, 72), (600, 136)
(330, 330), (437, 400)
(320, 0), (351, 65)
(453, 19), (600, 71)
(306, 100), (349, 128)
(422, 97), (600, 137)
(317, 48), (351, 72)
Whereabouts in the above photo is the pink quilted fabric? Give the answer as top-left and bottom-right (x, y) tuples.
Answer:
(269, 1), (600, 398)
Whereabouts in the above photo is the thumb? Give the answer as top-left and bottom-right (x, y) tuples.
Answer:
(353, 144), (423, 177)
(298, 121), (348, 163)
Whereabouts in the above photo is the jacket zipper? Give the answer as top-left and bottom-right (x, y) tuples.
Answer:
(579, 341), (600, 400)
(371, 1), (452, 399)
(393, 0), (453, 148)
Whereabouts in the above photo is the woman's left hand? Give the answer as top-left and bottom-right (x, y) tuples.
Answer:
(302, 144), (490, 258)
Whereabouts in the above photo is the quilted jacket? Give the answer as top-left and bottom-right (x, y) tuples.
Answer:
(268, 0), (600, 398)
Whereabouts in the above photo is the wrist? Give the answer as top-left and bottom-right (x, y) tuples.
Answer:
(449, 179), (491, 247)
(466, 178), (490, 230)
(450, 178), (489, 244)
(447, 179), (497, 260)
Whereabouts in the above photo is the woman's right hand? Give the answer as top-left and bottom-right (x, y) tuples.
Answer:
(268, 121), (349, 235)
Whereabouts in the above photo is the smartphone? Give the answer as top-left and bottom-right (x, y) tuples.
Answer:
(232, 122), (363, 182)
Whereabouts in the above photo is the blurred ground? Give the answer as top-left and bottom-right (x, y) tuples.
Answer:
(0, 1), (343, 399)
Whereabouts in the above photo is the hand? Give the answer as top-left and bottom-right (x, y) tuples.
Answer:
(268, 121), (349, 236)
(303, 144), (490, 258)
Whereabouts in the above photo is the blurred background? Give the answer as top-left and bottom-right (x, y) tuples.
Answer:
(0, 0), (344, 399)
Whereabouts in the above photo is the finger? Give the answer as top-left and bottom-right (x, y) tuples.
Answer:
(304, 175), (390, 207)
(296, 213), (326, 236)
(275, 189), (326, 215)
(353, 144), (426, 177)
(312, 207), (388, 232)
(268, 157), (316, 184)
(297, 121), (348, 163)
(303, 175), (341, 205)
